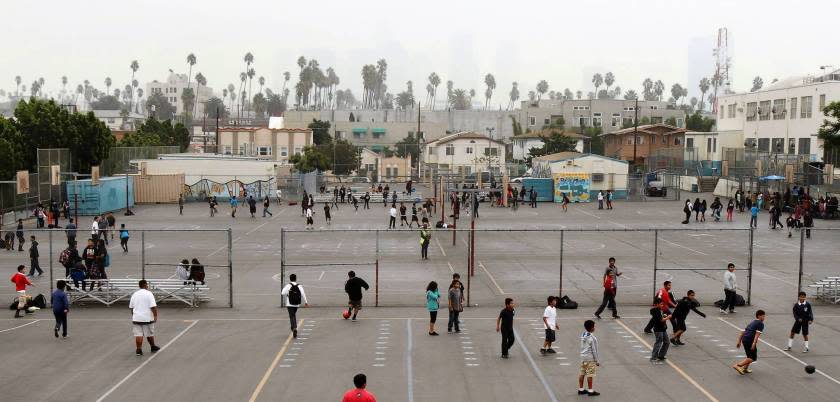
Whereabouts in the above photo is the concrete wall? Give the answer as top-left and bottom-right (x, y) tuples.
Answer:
(136, 158), (280, 186)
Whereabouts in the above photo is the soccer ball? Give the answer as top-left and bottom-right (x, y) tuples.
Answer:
(342, 310), (351, 319)
(805, 365), (816, 374)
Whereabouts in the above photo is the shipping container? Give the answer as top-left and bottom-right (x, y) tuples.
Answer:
(521, 178), (554, 202)
(134, 174), (185, 204)
(66, 176), (134, 216)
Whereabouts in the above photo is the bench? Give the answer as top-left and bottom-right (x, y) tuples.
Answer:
(63, 278), (210, 307)
(313, 192), (424, 204)
(807, 277), (840, 304)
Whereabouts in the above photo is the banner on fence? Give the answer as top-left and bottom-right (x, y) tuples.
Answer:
(16, 171), (29, 195)
(553, 172), (591, 202)
(91, 166), (100, 185)
(50, 165), (61, 185)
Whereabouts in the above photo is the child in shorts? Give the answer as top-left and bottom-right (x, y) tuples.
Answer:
(733, 310), (765, 374)
(785, 292), (813, 353)
(578, 320), (600, 396)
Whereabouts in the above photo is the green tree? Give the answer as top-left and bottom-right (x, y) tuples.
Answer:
(121, 118), (191, 151)
(90, 95), (122, 110)
(180, 87), (196, 117)
(684, 111), (715, 131)
(583, 126), (604, 155)
(818, 101), (840, 160)
(145, 92), (176, 119)
(0, 117), (24, 178)
(332, 139), (360, 175)
(204, 97), (227, 119)
(393, 133), (420, 166)
(252, 93), (267, 118)
(592, 73), (603, 96)
(291, 146), (330, 173)
(536, 80), (549, 100)
(526, 130), (579, 164)
(193, 72), (207, 117)
(266, 93), (286, 116)
(751, 76), (763, 92)
(129, 60), (139, 111)
(508, 82), (520, 110)
(484, 73), (496, 110)
(308, 119), (332, 145)
(510, 115), (523, 137)
(698, 77), (710, 111)
(665, 116), (677, 126)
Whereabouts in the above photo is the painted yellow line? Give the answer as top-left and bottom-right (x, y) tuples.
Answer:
(614, 319), (719, 402)
(248, 319), (302, 402)
(478, 261), (505, 295)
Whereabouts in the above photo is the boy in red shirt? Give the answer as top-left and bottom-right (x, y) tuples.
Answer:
(594, 271), (619, 319)
(10, 264), (34, 318)
(342, 373), (376, 402)
(644, 281), (675, 333)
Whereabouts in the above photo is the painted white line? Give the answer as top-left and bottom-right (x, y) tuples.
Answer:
(0, 319), (40, 333)
(577, 208), (601, 220)
(478, 261), (505, 295)
(447, 262), (455, 274)
(435, 237), (446, 257)
(318, 271), (325, 281)
(245, 220), (272, 236)
(96, 320), (199, 402)
(513, 329), (558, 402)
(717, 317), (840, 386)
(406, 319), (415, 402)
(660, 238), (708, 255)
(615, 319), (719, 402)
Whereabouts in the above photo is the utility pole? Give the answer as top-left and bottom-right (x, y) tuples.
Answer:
(416, 101), (421, 178)
(215, 106), (220, 154)
(633, 98), (639, 170)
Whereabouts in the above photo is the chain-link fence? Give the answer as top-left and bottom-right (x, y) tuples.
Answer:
(102, 146), (180, 176)
(798, 228), (840, 304)
(183, 175), (276, 202)
(0, 172), (39, 229)
(0, 228), (233, 307)
(37, 148), (72, 205)
(278, 227), (755, 308)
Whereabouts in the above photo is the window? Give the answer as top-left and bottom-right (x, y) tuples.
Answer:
(107, 118), (115, 124)
(465, 147), (473, 154)
(611, 113), (621, 127)
(819, 94), (826, 111)
(677, 118), (684, 128)
(772, 138), (785, 153)
(650, 116), (663, 124)
(528, 116), (536, 126)
(484, 147), (498, 156)
(634, 136), (644, 145)
(649, 134), (656, 144)
(790, 97), (797, 119)
(544, 117), (550, 126)
(573, 106), (590, 111)
(335, 131), (345, 140)
(746, 102), (757, 121)
(686, 138), (694, 148)
(238, 145), (246, 155)
(427, 146), (435, 155)
(445, 144), (455, 156)
(707, 138), (717, 153)
(365, 163), (375, 171)
(392, 167), (398, 177)
(649, 105), (659, 110)
(759, 100), (771, 121)
(674, 137), (682, 146)
(801, 96), (812, 118)
(623, 107), (635, 112)
(662, 136), (667, 144)
(294, 147), (302, 155)
(258, 146), (272, 156)
(223, 146), (232, 155)
(772, 99), (786, 120)
(798, 138), (811, 155)
(788, 138), (796, 154)
(622, 117), (634, 127)
(577, 117), (590, 127)
(280, 147), (288, 157)
(728, 104), (736, 118)
(592, 112), (602, 127)
(757, 138), (770, 152)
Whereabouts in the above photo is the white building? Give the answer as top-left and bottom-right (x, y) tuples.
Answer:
(146, 72), (215, 117)
(423, 131), (506, 175)
(92, 110), (145, 131)
(531, 152), (630, 200)
(717, 68), (840, 162)
(510, 130), (585, 161)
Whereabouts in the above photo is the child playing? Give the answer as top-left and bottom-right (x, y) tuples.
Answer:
(784, 292), (813, 353)
(650, 297), (671, 362)
(51, 280), (70, 338)
(578, 320), (600, 396)
(733, 310), (765, 374)
(541, 296), (559, 355)
(119, 224), (129, 253)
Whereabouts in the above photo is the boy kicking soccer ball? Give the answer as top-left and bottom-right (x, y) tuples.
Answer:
(784, 292), (813, 353)
(733, 310), (765, 375)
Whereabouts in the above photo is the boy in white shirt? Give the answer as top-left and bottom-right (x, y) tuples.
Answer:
(540, 296), (559, 355)
(129, 280), (159, 356)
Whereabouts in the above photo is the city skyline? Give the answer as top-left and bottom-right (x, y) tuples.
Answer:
(3, 0), (839, 109)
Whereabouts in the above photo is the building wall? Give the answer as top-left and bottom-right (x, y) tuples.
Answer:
(136, 157), (281, 186)
(379, 155), (412, 181)
(548, 155), (629, 198)
(603, 132), (685, 161)
(517, 99), (686, 134)
(424, 138), (506, 174)
(146, 72), (215, 117)
(217, 128), (312, 163)
(717, 77), (840, 161)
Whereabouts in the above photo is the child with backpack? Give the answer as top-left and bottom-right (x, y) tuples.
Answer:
(281, 274), (309, 338)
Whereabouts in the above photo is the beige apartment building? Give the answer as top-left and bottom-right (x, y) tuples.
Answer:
(217, 127), (313, 163)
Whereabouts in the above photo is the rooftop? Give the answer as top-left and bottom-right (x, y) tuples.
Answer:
(601, 123), (686, 137)
(426, 131), (504, 146)
(513, 130), (587, 140)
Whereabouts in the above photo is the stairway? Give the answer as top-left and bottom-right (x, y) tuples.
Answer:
(698, 177), (718, 193)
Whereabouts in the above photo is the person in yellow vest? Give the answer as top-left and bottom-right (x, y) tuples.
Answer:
(419, 223), (431, 260)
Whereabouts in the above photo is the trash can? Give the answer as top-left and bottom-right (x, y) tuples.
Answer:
(691, 184), (698, 192)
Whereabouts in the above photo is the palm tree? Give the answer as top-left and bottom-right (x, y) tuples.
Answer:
(238, 72), (247, 117)
(698, 77), (710, 111)
(132, 79), (139, 107)
(642, 78), (654, 101)
(14, 76), (21, 96)
(129, 60), (139, 111)
(484, 73), (496, 110)
(61, 76), (68, 98)
(282, 71), (290, 101)
(258, 76), (265, 95)
(624, 90), (638, 100)
(193, 72), (207, 116)
(227, 83), (236, 112)
(653, 80), (665, 101)
(186, 53), (197, 88)
(670, 83), (684, 106)
(297, 56), (306, 72)
(243, 52), (254, 112)
(136, 88), (144, 113)
(536, 80), (549, 101)
(223, 88), (229, 107)
(75, 84), (83, 104)
(428, 72), (441, 110)
(37, 77), (44, 97)
(508, 82), (519, 110)
(247, 68), (256, 111)
(104, 77), (112, 96)
(604, 72), (615, 95)
(576, 90), (582, 100)
(592, 73), (603, 97)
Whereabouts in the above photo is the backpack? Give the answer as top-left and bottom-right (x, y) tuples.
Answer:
(288, 284), (302, 305)
(556, 295), (578, 309)
(59, 249), (72, 267)
(33, 294), (47, 309)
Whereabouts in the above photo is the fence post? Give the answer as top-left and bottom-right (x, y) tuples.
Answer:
(49, 229), (54, 292)
(466, 229), (471, 307)
(652, 229), (659, 298)
(140, 231), (146, 279)
(797, 227), (805, 294)
(747, 228), (754, 305)
(559, 230), (564, 297)
(228, 228), (233, 308)
(280, 228), (285, 308)
(375, 229), (380, 307)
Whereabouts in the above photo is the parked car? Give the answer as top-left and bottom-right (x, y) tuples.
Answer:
(645, 179), (667, 197)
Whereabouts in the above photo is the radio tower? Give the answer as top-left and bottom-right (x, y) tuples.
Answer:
(711, 27), (731, 114)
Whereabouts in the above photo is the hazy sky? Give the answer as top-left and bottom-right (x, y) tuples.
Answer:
(4, 0), (839, 106)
